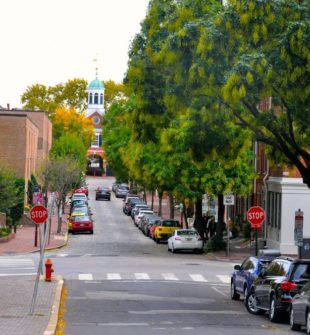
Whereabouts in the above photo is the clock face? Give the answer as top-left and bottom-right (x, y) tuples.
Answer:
(93, 116), (100, 125)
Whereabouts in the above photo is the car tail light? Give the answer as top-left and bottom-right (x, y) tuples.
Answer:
(280, 281), (298, 291)
(175, 236), (181, 240)
(157, 228), (162, 231)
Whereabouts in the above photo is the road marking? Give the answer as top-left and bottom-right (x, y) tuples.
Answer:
(97, 322), (149, 327)
(134, 273), (150, 280)
(162, 273), (179, 281)
(107, 273), (122, 280)
(129, 309), (247, 315)
(212, 286), (228, 297)
(78, 273), (93, 281)
(216, 275), (230, 283)
(189, 274), (207, 282)
(0, 273), (36, 276)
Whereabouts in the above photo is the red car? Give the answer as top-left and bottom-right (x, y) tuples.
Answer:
(71, 215), (93, 234)
(74, 187), (89, 197)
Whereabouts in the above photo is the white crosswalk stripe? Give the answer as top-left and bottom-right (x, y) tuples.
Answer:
(162, 273), (179, 281)
(79, 273), (93, 281)
(107, 273), (122, 280)
(75, 272), (231, 283)
(216, 275), (231, 284)
(0, 257), (36, 276)
(189, 274), (208, 282)
(134, 273), (150, 280)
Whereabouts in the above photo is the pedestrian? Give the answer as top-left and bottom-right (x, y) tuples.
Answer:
(207, 216), (215, 238)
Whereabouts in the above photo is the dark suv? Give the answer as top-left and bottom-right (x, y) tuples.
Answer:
(245, 257), (310, 322)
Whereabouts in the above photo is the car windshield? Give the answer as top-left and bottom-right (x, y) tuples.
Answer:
(73, 216), (91, 222)
(162, 220), (180, 227)
(177, 230), (198, 236)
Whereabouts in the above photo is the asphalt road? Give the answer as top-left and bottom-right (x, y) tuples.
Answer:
(47, 177), (291, 335)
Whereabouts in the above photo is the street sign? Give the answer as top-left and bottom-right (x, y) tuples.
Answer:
(224, 193), (235, 206)
(247, 206), (266, 229)
(294, 209), (303, 247)
(30, 205), (48, 224)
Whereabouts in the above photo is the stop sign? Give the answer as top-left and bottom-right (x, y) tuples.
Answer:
(247, 206), (265, 229)
(30, 205), (48, 224)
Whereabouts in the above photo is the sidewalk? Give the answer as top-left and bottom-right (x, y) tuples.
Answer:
(0, 211), (67, 335)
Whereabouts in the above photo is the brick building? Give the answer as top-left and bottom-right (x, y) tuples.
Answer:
(0, 108), (52, 195)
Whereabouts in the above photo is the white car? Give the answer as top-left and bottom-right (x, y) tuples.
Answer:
(71, 193), (88, 202)
(168, 229), (204, 253)
(134, 210), (154, 227)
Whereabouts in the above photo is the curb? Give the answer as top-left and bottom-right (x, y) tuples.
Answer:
(30, 232), (68, 254)
(44, 275), (64, 335)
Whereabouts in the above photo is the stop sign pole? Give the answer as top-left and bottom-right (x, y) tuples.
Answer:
(247, 206), (266, 256)
(29, 204), (50, 315)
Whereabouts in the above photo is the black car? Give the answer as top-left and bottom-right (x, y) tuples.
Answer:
(289, 266), (310, 333)
(246, 257), (310, 322)
(123, 195), (141, 215)
(95, 187), (111, 201)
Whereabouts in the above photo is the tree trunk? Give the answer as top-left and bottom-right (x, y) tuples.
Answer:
(169, 192), (174, 219)
(143, 189), (147, 203)
(151, 190), (154, 211)
(216, 194), (225, 239)
(158, 190), (163, 216)
(56, 201), (62, 234)
(183, 201), (188, 229)
(194, 198), (203, 238)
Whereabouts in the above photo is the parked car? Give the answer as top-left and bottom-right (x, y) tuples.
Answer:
(115, 184), (130, 198)
(142, 216), (161, 236)
(131, 203), (149, 220)
(71, 215), (93, 234)
(135, 210), (154, 228)
(290, 277), (310, 333)
(68, 207), (91, 232)
(123, 195), (141, 215)
(245, 257), (310, 322)
(95, 187), (111, 201)
(167, 229), (204, 253)
(73, 187), (88, 197)
(71, 193), (88, 203)
(231, 256), (273, 302)
(70, 199), (88, 212)
(153, 219), (181, 243)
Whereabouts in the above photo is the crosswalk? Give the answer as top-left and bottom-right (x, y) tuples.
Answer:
(77, 272), (231, 284)
(0, 257), (36, 276)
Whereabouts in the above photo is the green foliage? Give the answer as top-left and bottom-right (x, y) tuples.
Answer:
(0, 226), (11, 237)
(9, 179), (25, 225)
(21, 79), (88, 118)
(0, 165), (20, 214)
(205, 235), (226, 252)
(242, 221), (251, 239)
(50, 133), (88, 169)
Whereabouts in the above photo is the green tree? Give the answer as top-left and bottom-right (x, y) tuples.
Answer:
(21, 78), (88, 118)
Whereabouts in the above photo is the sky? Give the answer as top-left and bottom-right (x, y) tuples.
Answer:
(0, 0), (150, 108)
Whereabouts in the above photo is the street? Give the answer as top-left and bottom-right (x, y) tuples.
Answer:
(46, 177), (291, 334)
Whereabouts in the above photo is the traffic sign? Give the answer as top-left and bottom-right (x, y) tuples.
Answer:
(294, 209), (303, 247)
(224, 193), (235, 206)
(247, 206), (266, 229)
(30, 205), (48, 224)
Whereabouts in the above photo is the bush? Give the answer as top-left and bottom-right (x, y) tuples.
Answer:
(205, 235), (226, 252)
(0, 226), (11, 237)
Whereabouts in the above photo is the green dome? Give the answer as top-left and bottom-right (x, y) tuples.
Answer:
(88, 79), (104, 90)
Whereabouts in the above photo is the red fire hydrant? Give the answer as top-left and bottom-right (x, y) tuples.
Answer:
(45, 258), (54, 282)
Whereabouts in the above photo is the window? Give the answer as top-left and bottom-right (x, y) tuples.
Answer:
(91, 133), (101, 147)
(94, 93), (98, 104)
(100, 93), (103, 104)
(89, 93), (93, 104)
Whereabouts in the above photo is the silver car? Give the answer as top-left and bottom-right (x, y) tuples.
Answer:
(167, 229), (204, 253)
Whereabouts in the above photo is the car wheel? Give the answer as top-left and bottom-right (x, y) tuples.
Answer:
(90, 230), (93, 234)
(230, 280), (240, 301)
(269, 296), (281, 322)
(155, 238), (160, 244)
(289, 307), (301, 331)
(245, 290), (264, 315)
